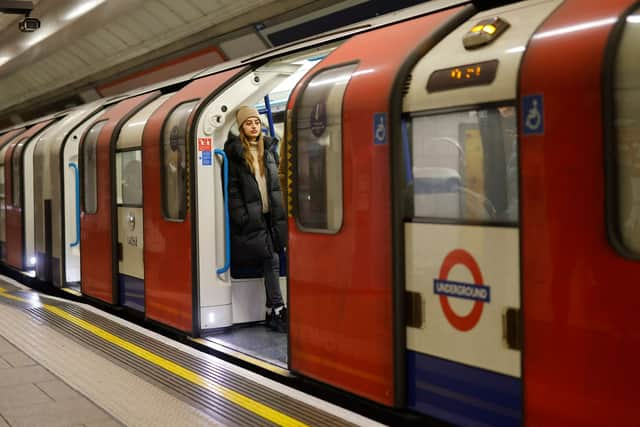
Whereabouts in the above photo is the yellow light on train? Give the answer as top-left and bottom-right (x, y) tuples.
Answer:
(463, 17), (510, 49)
(482, 24), (497, 35)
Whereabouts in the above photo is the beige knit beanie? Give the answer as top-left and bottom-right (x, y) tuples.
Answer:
(236, 106), (260, 128)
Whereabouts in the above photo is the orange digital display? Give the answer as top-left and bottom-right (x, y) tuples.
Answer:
(427, 60), (499, 92)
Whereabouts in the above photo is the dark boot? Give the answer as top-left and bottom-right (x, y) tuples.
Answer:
(267, 306), (287, 333)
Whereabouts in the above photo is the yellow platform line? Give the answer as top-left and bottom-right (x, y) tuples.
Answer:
(0, 288), (308, 427)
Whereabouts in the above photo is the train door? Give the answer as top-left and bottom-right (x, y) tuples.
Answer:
(190, 48), (339, 365)
(33, 121), (59, 283)
(141, 68), (244, 334)
(114, 95), (171, 311)
(399, 1), (560, 425)
(80, 92), (160, 304)
(22, 127), (51, 271)
(55, 104), (106, 290)
(0, 129), (26, 261)
(5, 119), (57, 270)
(286, 5), (468, 406)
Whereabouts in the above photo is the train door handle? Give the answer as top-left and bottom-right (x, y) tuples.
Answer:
(214, 149), (230, 274)
(68, 162), (80, 247)
(502, 307), (522, 350)
(405, 291), (423, 328)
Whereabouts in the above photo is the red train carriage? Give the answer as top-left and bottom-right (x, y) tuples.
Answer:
(0, 127), (27, 260)
(520, 0), (640, 424)
(5, 118), (60, 270)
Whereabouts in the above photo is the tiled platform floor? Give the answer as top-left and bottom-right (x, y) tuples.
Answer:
(0, 278), (381, 427)
(0, 335), (121, 427)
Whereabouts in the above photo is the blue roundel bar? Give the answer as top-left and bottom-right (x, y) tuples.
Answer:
(407, 351), (522, 426)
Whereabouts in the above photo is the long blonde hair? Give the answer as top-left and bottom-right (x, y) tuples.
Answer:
(240, 127), (265, 176)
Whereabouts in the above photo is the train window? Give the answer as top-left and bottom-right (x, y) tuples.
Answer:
(610, 7), (640, 255)
(408, 105), (518, 224)
(294, 63), (357, 232)
(82, 121), (106, 215)
(162, 101), (196, 221)
(116, 150), (142, 206)
(11, 138), (27, 208)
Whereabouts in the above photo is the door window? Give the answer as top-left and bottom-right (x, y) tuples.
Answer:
(408, 106), (518, 224)
(82, 121), (106, 214)
(610, 7), (640, 255)
(162, 101), (196, 220)
(11, 138), (27, 208)
(294, 63), (358, 232)
(116, 150), (142, 206)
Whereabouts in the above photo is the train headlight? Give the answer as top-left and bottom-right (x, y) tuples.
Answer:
(463, 17), (510, 49)
(482, 24), (497, 35)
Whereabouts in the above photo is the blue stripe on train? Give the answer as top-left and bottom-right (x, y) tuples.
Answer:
(407, 351), (522, 427)
(118, 274), (144, 312)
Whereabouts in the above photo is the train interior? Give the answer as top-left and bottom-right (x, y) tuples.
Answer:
(193, 46), (340, 368)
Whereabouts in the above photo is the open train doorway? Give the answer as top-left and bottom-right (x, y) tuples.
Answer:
(192, 45), (338, 368)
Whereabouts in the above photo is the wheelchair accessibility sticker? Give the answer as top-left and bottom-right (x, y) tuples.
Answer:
(433, 249), (491, 331)
(522, 94), (544, 135)
(373, 112), (387, 145)
(201, 150), (212, 166)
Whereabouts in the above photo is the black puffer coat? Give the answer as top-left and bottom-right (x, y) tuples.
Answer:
(224, 134), (287, 269)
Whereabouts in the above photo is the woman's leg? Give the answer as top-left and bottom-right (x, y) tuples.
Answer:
(263, 252), (283, 309)
(263, 252), (286, 332)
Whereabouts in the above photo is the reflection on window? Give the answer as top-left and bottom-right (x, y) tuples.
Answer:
(12, 138), (27, 208)
(614, 6), (640, 254)
(295, 64), (357, 232)
(116, 150), (142, 206)
(82, 121), (105, 215)
(409, 106), (518, 224)
(0, 164), (4, 229)
(162, 101), (196, 220)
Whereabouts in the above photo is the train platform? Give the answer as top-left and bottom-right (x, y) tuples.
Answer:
(0, 276), (382, 427)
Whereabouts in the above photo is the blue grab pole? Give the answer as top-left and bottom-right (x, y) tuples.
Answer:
(68, 162), (81, 247)
(214, 149), (230, 274)
(263, 95), (276, 138)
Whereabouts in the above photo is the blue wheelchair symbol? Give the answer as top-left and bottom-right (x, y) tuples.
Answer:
(373, 112), (387, 145)
(201, 150), (212, 166)
(522, 94), (544, 135)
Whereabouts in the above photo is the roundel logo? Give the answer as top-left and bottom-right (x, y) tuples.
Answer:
(433, 249), (491, 332)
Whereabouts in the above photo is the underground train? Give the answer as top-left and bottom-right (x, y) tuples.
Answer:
(0, 0), (639, 425)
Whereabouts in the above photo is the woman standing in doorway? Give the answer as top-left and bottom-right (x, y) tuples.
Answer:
(224, 106), (287, 332)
